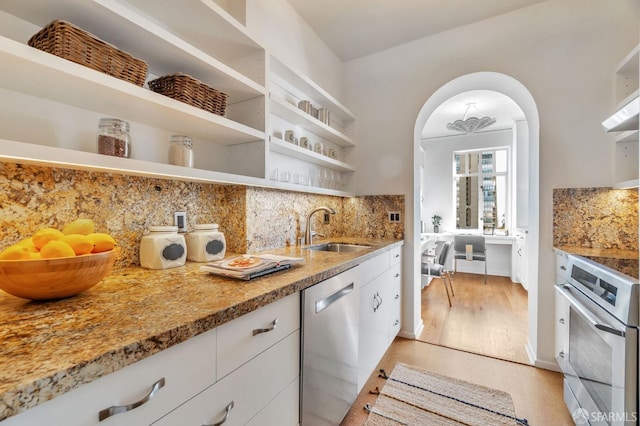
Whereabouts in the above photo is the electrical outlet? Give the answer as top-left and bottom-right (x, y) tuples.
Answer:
(174, 211), (187, 232)
(388, 211), (401, 223)
(323, 213), (331, 224)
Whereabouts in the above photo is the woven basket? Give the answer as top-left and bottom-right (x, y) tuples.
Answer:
(28, 20), (148, 87)
(148, 73), (228, 116)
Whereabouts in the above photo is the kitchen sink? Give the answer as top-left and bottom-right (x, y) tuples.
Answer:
(305, 242), (372, 253)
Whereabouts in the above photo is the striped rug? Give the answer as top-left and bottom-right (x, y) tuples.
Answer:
(364, 363), (527, 425)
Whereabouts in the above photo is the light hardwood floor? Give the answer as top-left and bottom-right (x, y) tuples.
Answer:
(418, 272), (530, 364)
(342, 338), (574, 425)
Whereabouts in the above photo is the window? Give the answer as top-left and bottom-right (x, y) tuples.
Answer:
(454, 148), (508, 232)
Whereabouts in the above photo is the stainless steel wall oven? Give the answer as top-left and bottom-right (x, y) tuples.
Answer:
(555, 254), (639, 426)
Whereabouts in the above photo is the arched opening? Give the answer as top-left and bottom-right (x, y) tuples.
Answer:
(412, 72), (540, 363)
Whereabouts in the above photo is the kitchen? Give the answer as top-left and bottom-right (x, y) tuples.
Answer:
(0, 0), (638, 425)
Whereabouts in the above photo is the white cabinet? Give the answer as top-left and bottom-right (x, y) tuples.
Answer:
(216, 292), (299, 379)
(515, 228), (528, 290)
(357, 245), (403, 391)
(2, 327), (218, 426)
(153, 331), (300, 426)
(267, 56), (357, 195)
(4, 293), (302, 426)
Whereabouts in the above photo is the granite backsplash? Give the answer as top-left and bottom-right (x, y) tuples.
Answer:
(553, 187), (638, 277)
(0, 163), (404, 267)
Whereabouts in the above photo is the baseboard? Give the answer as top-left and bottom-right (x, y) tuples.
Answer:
(525, 341), (561, 372)
(534, 358), (561, 372)
(399, 319), (424, 339)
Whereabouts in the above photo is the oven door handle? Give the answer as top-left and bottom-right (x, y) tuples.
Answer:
(557, 285), (626, 338)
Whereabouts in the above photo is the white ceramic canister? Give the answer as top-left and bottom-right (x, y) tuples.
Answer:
(185, 224), (226, 262)
(139, 226), (187, 269)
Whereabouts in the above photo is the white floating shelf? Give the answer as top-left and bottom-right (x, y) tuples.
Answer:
(613, 179), (639, 189)
(269, 137), (355, 172)
(270, 56), (356, 123)
(0, 139), (267, 186)
(614, 130), (639, 143)
(270, 97), (355, 147)
(0, 36), (265, 145)
(0, 139), (355, 196)
(1, 0), (266, 102)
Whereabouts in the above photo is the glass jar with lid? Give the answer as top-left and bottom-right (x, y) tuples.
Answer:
(97, 118), (131, 158)
(168, 135), (194, 167)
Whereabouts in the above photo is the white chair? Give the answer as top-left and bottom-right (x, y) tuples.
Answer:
(421, 241), (454, 307)
(453, 235), (487, 284)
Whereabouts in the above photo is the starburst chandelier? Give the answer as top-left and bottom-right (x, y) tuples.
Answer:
(446, 102), (496, 134)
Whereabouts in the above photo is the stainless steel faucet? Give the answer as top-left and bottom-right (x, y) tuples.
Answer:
(305, 206), (336, 245)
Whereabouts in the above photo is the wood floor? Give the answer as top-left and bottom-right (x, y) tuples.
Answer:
(418, 272), (530, 364)
(342, 338), (574, 425)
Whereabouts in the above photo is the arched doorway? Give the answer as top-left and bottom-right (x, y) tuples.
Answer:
(412, 72), (540, 363)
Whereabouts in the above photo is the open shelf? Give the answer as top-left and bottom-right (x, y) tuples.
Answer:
(270, 97), (355, 147)
(0, 139), (267, 186)
(269, 137), (355, 172)
(0, 0), (266, 103)
(0, 36), (264, 145)
(270, 56), (356, 124)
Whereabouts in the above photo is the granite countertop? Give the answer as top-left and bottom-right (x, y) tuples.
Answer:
(554, 245), (639, 279)
(0, 238), (403, 421)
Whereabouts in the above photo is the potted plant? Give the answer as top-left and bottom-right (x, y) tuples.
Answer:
(431, 215), (442, 233)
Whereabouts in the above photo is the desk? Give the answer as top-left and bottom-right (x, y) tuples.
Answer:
(421, 232), (516, 279)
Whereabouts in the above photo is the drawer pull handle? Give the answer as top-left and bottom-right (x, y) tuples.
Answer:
(394, 320), (399, 326)
(394, 254), (400, 258)
(204, 401), (234, 426)
(395, 273), (400, 278)
(560, 266), (566, 270)
(395, 294), (399, 300)
(98, 377), (165, 421)
(559, 318), (565, 324)
(253, 318), (278, 336)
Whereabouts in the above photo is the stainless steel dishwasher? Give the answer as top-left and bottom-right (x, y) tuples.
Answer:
(301, 266), (359, 425)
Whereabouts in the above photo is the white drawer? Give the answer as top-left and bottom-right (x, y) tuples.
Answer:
(246, 377), (300, 426)
(3, 328), (217, 426)
(359, 251), (389, 286)
(217, 292), (300, 378)
(389, 245), (402, 266)
(153, 331), (300, 426)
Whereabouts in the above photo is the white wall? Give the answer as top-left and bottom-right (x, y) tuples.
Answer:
(245, 0), (344, 101)
(421, 129), (513, 232)
(343, 0), (639, 365)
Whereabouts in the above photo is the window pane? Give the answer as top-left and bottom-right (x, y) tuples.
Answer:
(481, 151), (494, 174)
(482, 176), (496, 230)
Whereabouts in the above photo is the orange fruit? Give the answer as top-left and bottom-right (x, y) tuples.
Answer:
(0, 245), (33, 260)
(32, 228), (64, 250)
(40, 240), (76, 259)
(16, 237), (39, 253)
(87, 233), (116, 253)
(61, 234), (94, 255)
(62, 218), (95, 236)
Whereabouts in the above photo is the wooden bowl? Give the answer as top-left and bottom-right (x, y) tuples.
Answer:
(0, 250), (116, 300)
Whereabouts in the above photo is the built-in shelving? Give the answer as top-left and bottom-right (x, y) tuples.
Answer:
(270, 56), (356, 124)
(0, 139), (267, 187)
(0, 36), (264, 144)
(269, 97), (355, 147)
(0, 0), (360, 196)
(269, 137), (355, 172)
(608, 43), (639, 189)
